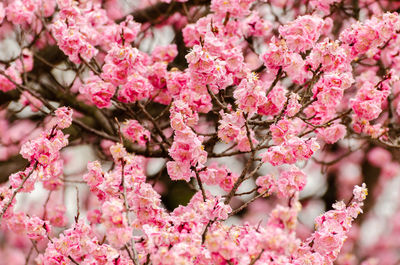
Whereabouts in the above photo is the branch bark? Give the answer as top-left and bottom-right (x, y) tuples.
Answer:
(120, 0), (211, 24)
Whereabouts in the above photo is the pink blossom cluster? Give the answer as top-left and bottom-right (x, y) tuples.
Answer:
(0, 107), (73, 244)
(0, 65), (22, 92)
(186, 43), (234, 93)
(351, 73), (392, 137)
(170, 99), (199, 131)
(102, 44), (150, 102)
(20, 128), (68, 167)
(51, 6), (99, 64)
(310, 0), (341, 15)
(2, 0), (400, 264)
(0, 49), (34, 92)
(256, 166), (307, 198)
(5, 0), (55, 25)
(340, 13), (400, 59)
(211, 0), (254, 18)
(0, 110), (40, 161)
(199, 163), (239, 192)
(167, 127), (207, 182)
(299, 184), (367, 263)
(80, 75), (116, 108)
(218, 110), (258, 152)
(234, 73), (267, 114)
(261, 137), (320, 166)
(8, 212), (51, 241)
(279, 15), (325, 53)
(37, 221), (134, 264)
(122, 119), (150, 147)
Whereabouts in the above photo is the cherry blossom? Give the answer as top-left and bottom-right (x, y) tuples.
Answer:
(1, 1), (400, 264)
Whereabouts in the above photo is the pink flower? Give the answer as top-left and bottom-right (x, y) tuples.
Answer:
(255, 174), (276, 195)
(87, 209), (102, 224)
(51, 20), (98, 64)
(26, 216), (51, 241)
(42, 0), (56, 17)
(261, 37), (292, 70)
(340, 13), (400, 58)
(166, 161), (193, 182)
(270, 119), (294, 145)
(116, 15), (141, 44)
(199, 163), (238, 192)
(0, 66), (22, 92)
(318, 124), (347, 144)
(55, 107), (73, 129)
(351, 79), (389, 122)
(122, 119), (150, 147)
(283, 53), (310, 84)
(118, 74), (151, 103)
(101, 44), (144, 86)
(0, 3), (4, 24)
(353, 183), (368, 201)
(261, 145), (288, 166)
(313, 231), (343, 256)
(170, 99), (199, 131)
(233, 74), (267, 114)
(9, 166), (37, 192)
(110, 143), (127, 162)
(20, 130), (68, 167)
(258, 84), (287, 116)
(5, 0), (37, 25)
(242, 12), (272, 37)
(352, 100), (382, 121)
(15, 49), (34, 72)
(286, 93), (301, 117)
(279, 15), (325, 53)
(7, 212), (27, 234)
(48, 205), (68, 227)
(257, 166), (307, 198)
(218, 110), (258, 151)
(102, 198), (126, 227)
(275, 166), (307, 198)
(210, 0), (253, 18)
(307, 39), (349, 72)
(83, 161), (104, 189)
(262, 137), (320, 166)
(304, 184), (367, 262)
(310, 0), (341, 15)
(80, 75), (116, 109)
(169, 127), (207, 166)
(186, 45), (217, 75)
(39, 159), (64, 191)
(367, 147), (391, 167)
(152, 44), (178, 63)
(218, 171), (238, 192)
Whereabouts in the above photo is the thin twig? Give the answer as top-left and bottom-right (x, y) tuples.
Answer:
(0, 162), (38, 221)
(229, 191), (268, 217)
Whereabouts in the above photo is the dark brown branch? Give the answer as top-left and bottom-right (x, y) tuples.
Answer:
(119, 0), (211, 24)
(228, 191), (268, 217)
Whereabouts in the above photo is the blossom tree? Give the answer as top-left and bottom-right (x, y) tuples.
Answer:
(0, 0), (399, 264)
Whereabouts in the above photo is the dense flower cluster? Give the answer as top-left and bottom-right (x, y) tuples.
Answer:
(1, 0), (400, 264)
